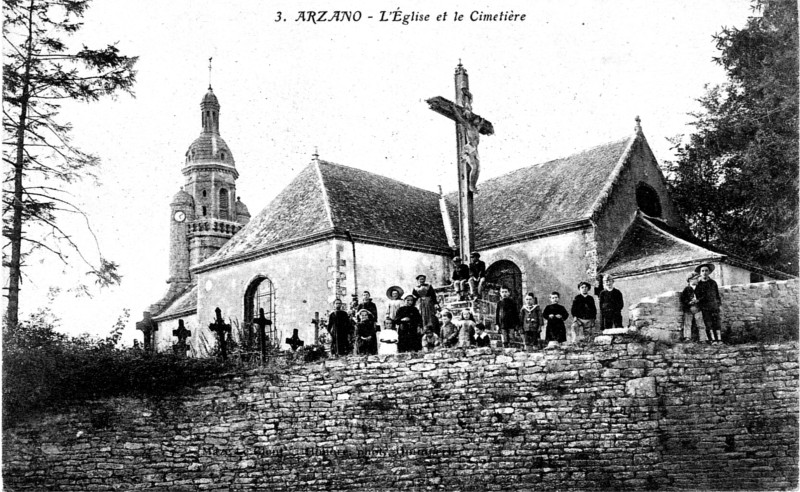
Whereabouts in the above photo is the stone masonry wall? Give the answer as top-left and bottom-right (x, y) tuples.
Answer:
(3, 340), (798, 491)
(629, 279), (798, 341)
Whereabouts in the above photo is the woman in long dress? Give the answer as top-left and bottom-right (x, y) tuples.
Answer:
(412, 274), (439, 333)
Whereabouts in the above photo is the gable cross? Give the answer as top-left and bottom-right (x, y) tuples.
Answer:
(426, 62), (494, 259)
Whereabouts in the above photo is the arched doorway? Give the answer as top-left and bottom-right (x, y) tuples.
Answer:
(244, 276), (277, 350)
(485, 260), (523, 307)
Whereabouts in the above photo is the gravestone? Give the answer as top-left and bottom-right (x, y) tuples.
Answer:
(172, 319), (191, 358)
(135, 311), (158, 354)
(285, 329), (305, 352)
(209, 307), (232, 360)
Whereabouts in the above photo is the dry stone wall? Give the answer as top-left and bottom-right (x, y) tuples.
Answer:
(3, 339), (798, 491)
(629, 279), (798, 341)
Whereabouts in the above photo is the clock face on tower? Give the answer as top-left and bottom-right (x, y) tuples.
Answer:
(174, 211), (186, 222)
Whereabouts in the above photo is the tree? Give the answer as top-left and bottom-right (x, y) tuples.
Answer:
(3, 0), (137, 326)
(665, 0), (799, 275)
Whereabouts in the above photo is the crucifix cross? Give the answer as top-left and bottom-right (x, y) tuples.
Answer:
(426, 62), (494, 260)
(209, 307), (231, 360)
(136, 311), (158, 354)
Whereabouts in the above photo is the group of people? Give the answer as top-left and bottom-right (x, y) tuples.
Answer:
(680, 263), (723, 344)
(324, 273), (444, 356)
(323, 258), (724, 357)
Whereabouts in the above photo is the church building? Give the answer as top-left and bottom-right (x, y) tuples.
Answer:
(146, 68), (781, 355)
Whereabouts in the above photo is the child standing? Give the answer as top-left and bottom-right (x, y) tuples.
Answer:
(519, 293), (542, 350)
(680, 272), (706, 342)
(599, 275), (624, 329)
(495, 286), (520, 348)
(694, 263), (722, 344)
(440, 311), (460, 348)
(543, 292), (569, 346)
(457, 309), (476, 348)
(378, 318), (398, 355)
(570, 281), (597, 344)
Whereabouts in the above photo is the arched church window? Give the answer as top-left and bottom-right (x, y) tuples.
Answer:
(220, 151), (226, 161)
(244, 276), (278, 350)
(202, 206), (207, 216)
(219, 188), (229, 220)
(202, 190), (207, 197)
(636, 183), (662, 217)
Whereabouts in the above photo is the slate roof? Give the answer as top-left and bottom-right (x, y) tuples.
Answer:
(463, 136), (634, 247)
(198, 160), (452, 269)
(153, 284), (198, 321)
(318, 161), (449, 250)
(186, 132), (236, 165)
(601, 214), (724, 277)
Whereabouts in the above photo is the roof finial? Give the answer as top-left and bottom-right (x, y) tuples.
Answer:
(208, 56), (213, 89)
(634, 115), (642, 134)
(437, 184), (443, 197)
(312, 146), (319, 161)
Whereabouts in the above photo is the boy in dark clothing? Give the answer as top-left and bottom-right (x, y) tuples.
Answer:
(495, 286), (520, 348)
(543, 292), (569, 346)
(694, 263), (722, 344)
(570, 281), (597, 343)
(599, 275), (624, 329)
(451, 257), (471, 300)
(468, 252), (486, 299)
(520, 293), (542, 350)
(355, 291), (378, 326)
(474, 323), (491, 347)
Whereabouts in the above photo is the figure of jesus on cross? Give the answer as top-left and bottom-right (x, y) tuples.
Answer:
(427, 63), (494, 260)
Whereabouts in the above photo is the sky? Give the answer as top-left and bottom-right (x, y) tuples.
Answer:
(9, 0), (755, 345)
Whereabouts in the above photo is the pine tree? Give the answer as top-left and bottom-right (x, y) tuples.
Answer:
(3, 0), (137, 326)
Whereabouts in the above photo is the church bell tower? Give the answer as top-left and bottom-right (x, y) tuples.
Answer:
(178, 86), (250, 270)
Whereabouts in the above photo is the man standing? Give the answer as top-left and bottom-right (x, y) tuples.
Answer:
(327, 299), (353, 356)
(468, 252), (486, 300)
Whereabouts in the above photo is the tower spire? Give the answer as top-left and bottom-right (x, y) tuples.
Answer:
(208, 57), (213, 89)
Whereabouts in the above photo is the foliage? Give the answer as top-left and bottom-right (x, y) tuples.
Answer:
(2, 309), (229, 426)
(299, 343), (328, 363)
(3, 0), (137, 326)
(664, 0), (798, 275)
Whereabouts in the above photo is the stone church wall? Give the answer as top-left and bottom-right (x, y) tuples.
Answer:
(593, 137), (684, 268)
(3, 340), (797, 491)
(629, 279), (798, 341)
(337, 240), (451, 318)
(481, 229), (589, 301)
(194, 241), (332, 354)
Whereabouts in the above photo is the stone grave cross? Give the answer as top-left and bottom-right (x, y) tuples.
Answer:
(172, 319), (191, 358)
(253, 308), (272, 361)
(209, 307), (232, 360)
(426, 62), (494, 260)
(285, 328), (305, 352)
(135, 311), (158, 354)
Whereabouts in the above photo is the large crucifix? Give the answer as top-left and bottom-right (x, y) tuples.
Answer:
(426, 62), (494, 259)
